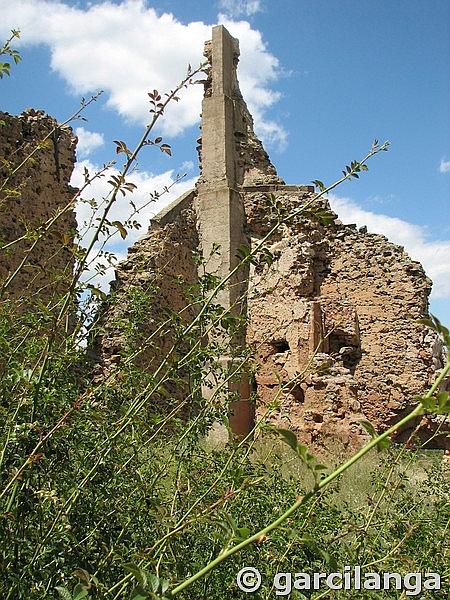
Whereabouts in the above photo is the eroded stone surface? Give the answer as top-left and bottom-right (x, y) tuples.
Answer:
(0, 30), (446, 455)
(0, 110), (77, 304)
(245, 189), (446, 452)
(94, 27), (447, 452)
(94, 192), (199, 377)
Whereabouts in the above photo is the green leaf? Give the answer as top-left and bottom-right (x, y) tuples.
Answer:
(379, 440), (392, 452)
(297, 444), (308, 460)
(236, 243), (251, 261)
(160, 143), (172, 156)
(360, 420), (390, 452)
(436, 390), (449, 403)
(420, 391), (450, 415)
(71, 569), (91, 586)
(86, 284), (107, 302)
(417, 314), (450, 348)
(301, 538), (337, 570)
(0, 62), (11, 78)
(314, 464), (327, 472)
(237, 526), (251, 540)
(315, 209), (336, 226)
(123, 563), (147, 588)
(316, 547), (337, 571)
(113, 140), (131, 157)
(220, 314), (236, 331)
(55, 587), (72, 600)
(129, 588), (148, 600)
(275, 428), (298, 452)
(147, 573), (160, 594)
(276, 431), (327, 485)
(73, 584), (89, 600)
(311, 179), (326, 192)
(360, 419), (376, 438)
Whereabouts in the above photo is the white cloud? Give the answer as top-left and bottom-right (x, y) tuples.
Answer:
(75, 127), (104, 159)
(72, 159), (197, 289)
(439, 158), (450, 173)
(180, 160), (194, 172)
(218, 0), (262, 18)
(0, 0), (285, 148)
(328, 193), (450, 300)
(253, 116), (287, 151)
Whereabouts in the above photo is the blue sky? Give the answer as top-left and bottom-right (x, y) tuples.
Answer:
(1, 0), (449, 322)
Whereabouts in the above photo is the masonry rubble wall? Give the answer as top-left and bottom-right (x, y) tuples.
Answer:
(0, 31), (444, 454)
(93, 191), (199, 379)
(95, 26), (282, 378)
(244, 188), (446, 453)
(0, 110), (77, 304)
(93, 26), (447, 452)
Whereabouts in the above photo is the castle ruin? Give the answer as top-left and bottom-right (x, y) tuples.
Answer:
(0, 27), (446, 454)
(0, 110), (77, 306)
(96, 26), (446, 453)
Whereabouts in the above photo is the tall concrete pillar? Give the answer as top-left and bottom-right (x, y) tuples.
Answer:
(196, 26), (253, 437)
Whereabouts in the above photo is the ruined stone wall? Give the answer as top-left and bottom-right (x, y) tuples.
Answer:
(94, 191), (199, 377)
(94, 25), (445, 452)
(0, 110), (77, 304)
(0, 30), (443, 454)
(319, 227), (433, 423)
(244, 188), (445, 453)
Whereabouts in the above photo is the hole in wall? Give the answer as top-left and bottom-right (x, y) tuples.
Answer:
(288, 385), (304, 403)
(271, 339), (290, 354)
(328, 329), (361, 374)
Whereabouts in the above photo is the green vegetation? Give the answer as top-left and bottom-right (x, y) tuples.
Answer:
(0, 30), (448, 599)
